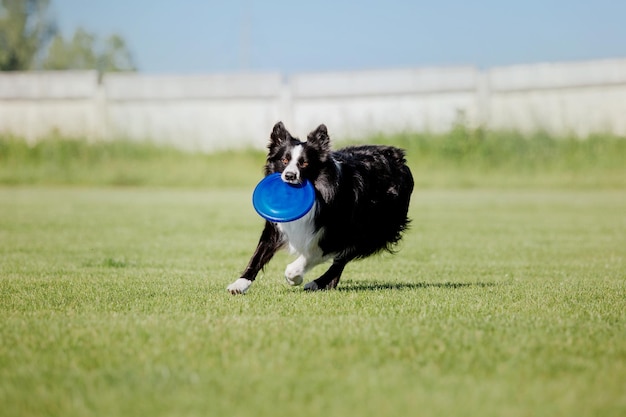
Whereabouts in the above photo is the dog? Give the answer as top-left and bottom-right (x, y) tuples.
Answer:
(227, 122), (414, 294)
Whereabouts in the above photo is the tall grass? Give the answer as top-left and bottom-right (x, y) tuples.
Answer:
(0, 135), (264, 187)
(1, 128), (625, 188)
(365, 126), (626, 188)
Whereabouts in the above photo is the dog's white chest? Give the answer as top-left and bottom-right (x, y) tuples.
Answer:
(277, 201), (320, 255)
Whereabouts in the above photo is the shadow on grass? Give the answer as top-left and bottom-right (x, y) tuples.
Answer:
(336, 280), (498, 292)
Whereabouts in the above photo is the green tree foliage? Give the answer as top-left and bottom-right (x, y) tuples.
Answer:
(0, 0), (136, 72)
(100, 34), (135, 72)
(43, 27), (96, 70)
(42, 28), (136, 72)
(0, 0), (56, 70)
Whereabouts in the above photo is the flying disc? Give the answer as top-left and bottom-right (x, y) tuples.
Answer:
(252, 173), (315, 222)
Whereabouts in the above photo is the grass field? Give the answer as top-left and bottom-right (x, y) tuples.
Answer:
(1, 132), (625, 416)
(1, 185), (625, 416)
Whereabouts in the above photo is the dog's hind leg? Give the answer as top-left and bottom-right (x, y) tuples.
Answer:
(303, 259), (347, 291)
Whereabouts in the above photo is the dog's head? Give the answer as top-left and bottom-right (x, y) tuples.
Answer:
(265, 122), (331, 184)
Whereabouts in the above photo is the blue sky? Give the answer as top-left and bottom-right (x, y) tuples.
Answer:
(52, 0), (626, 74)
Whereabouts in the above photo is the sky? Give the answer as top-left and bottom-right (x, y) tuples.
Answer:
(52, 0), (626, 74)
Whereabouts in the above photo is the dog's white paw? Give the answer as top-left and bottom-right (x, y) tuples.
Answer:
(227, 278), (252, 295)
(303, 281), (319, 291)
(284, 258), (305, 286)
(285, 274), (303, 286)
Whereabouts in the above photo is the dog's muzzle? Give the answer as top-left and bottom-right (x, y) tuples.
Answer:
(282, 171), (297, 182)
(281, 170), (301, 184)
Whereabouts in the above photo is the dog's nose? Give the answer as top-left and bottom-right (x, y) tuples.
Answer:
(283, 171), (297, 182)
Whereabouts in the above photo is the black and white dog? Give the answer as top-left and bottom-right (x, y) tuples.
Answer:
(227, 122), (414, 294)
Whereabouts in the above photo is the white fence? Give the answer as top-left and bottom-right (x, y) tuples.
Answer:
(1, 58), (625, 150)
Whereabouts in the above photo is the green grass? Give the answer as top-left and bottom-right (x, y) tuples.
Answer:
(1, 187), (625, 417)
(366, 127), (626, 188)
(1, 130), (625, 415)
(1, 128), (625, 188)
(0, 135), (265, 188)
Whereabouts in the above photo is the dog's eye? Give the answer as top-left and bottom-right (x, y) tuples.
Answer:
(300, 161), (309, 168)
(281, 158), (289, 165)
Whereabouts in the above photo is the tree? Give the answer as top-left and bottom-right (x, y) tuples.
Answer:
(0, 0), (56, 70)
(42, 27), (96, 70)
(41, 27), (136, 72)
(99, 34), (136, 72)
(0, 0), (136, 72)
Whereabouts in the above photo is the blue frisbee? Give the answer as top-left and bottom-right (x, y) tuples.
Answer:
(252, 173), (315, 222)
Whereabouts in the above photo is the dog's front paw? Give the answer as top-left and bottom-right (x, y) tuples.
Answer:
(285, 274), (303, 286)
(284, 258), (305, 286)
(227, 278), (252, 295)
(303, 281), (320, 291)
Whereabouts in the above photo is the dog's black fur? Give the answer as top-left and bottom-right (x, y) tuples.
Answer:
(227, 122), (414, 294)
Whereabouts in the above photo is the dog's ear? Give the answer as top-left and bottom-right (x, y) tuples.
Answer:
(307, 124), (330, 151)
(270, 121), (289, 147)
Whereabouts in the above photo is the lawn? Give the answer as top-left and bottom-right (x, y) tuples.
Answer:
(1, 186), (624, 417)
